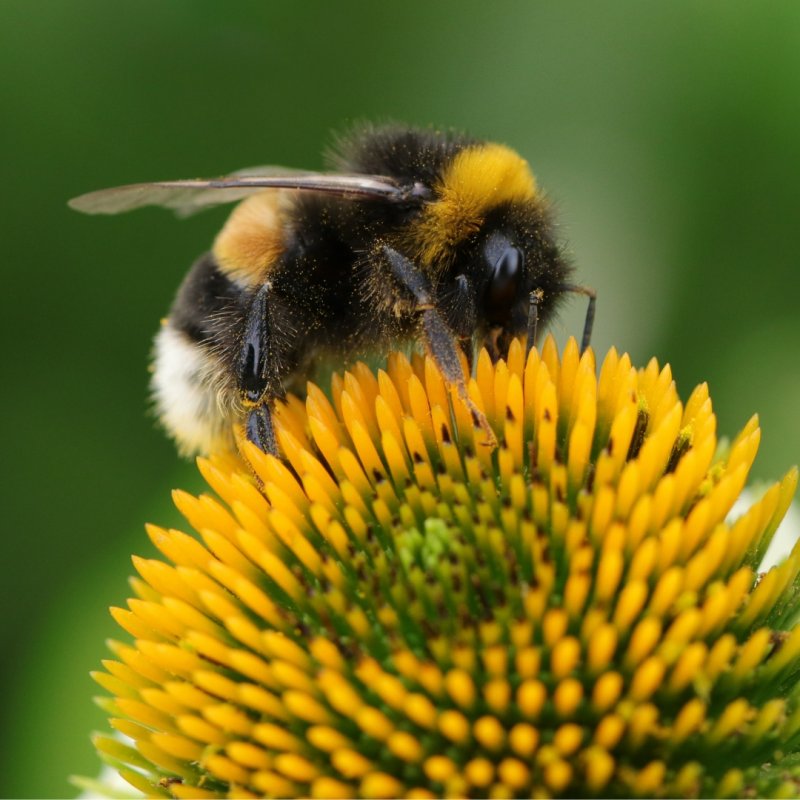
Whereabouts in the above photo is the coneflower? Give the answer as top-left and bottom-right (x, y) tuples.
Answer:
(87, 337), (800, 798)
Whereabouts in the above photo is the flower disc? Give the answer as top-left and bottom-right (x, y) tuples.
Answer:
(93, 338), (800, 798)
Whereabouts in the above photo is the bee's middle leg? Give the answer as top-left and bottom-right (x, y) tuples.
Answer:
(238, 281), (280, 456)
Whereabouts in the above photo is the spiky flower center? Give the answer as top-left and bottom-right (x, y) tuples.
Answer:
(93, 338), (800, 799)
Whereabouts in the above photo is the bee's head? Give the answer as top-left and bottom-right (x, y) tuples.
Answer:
(481, 228), (526, 326)
(427, 201), (571, 353)
(405, 142), (572, 346)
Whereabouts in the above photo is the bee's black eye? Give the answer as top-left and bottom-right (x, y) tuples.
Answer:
(485, 245), (523, 322)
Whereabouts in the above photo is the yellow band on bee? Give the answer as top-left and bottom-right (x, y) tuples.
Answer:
(411, 143), (537, 267)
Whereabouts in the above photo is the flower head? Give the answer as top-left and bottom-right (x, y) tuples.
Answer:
(92, 337), (800, 798)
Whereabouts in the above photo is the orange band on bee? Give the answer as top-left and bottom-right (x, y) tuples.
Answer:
(213, 191), (287, 285)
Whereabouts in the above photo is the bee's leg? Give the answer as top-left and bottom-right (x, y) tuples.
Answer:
(452, 273), (477, 369)
(246, 404), (277, 456)
(238, 281), (280, 456)
(558, 283), (597, 353)
(526, 288), (544, 357)
(383, 247), (496, 447)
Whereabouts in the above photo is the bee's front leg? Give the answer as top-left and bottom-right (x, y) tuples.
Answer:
(382, 246), (497, 448)
(449, 273), (477, 370)
(526, 288), (544, 357)
(238, 281), (279, 456)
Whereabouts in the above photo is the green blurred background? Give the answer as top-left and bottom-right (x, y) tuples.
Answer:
(1, 1), (799, 796)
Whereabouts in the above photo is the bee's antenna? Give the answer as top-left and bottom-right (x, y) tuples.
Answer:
(558, 283), (597, 353)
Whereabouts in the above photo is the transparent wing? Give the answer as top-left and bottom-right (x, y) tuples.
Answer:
(68, 168), (414, 216)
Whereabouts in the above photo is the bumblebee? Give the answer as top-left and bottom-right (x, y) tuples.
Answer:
(70, 124), (595, 456)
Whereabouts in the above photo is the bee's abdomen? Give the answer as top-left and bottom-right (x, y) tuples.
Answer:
(152, 253), (246, 455)
(151, 323), (236, 455)
(169, 251), (247, 344)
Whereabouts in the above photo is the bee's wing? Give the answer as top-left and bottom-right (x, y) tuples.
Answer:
(68, 168), (416, 217)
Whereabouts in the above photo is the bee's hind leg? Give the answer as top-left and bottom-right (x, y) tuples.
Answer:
(238, 281), (281, 456)
(246, 404), (277, 456)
